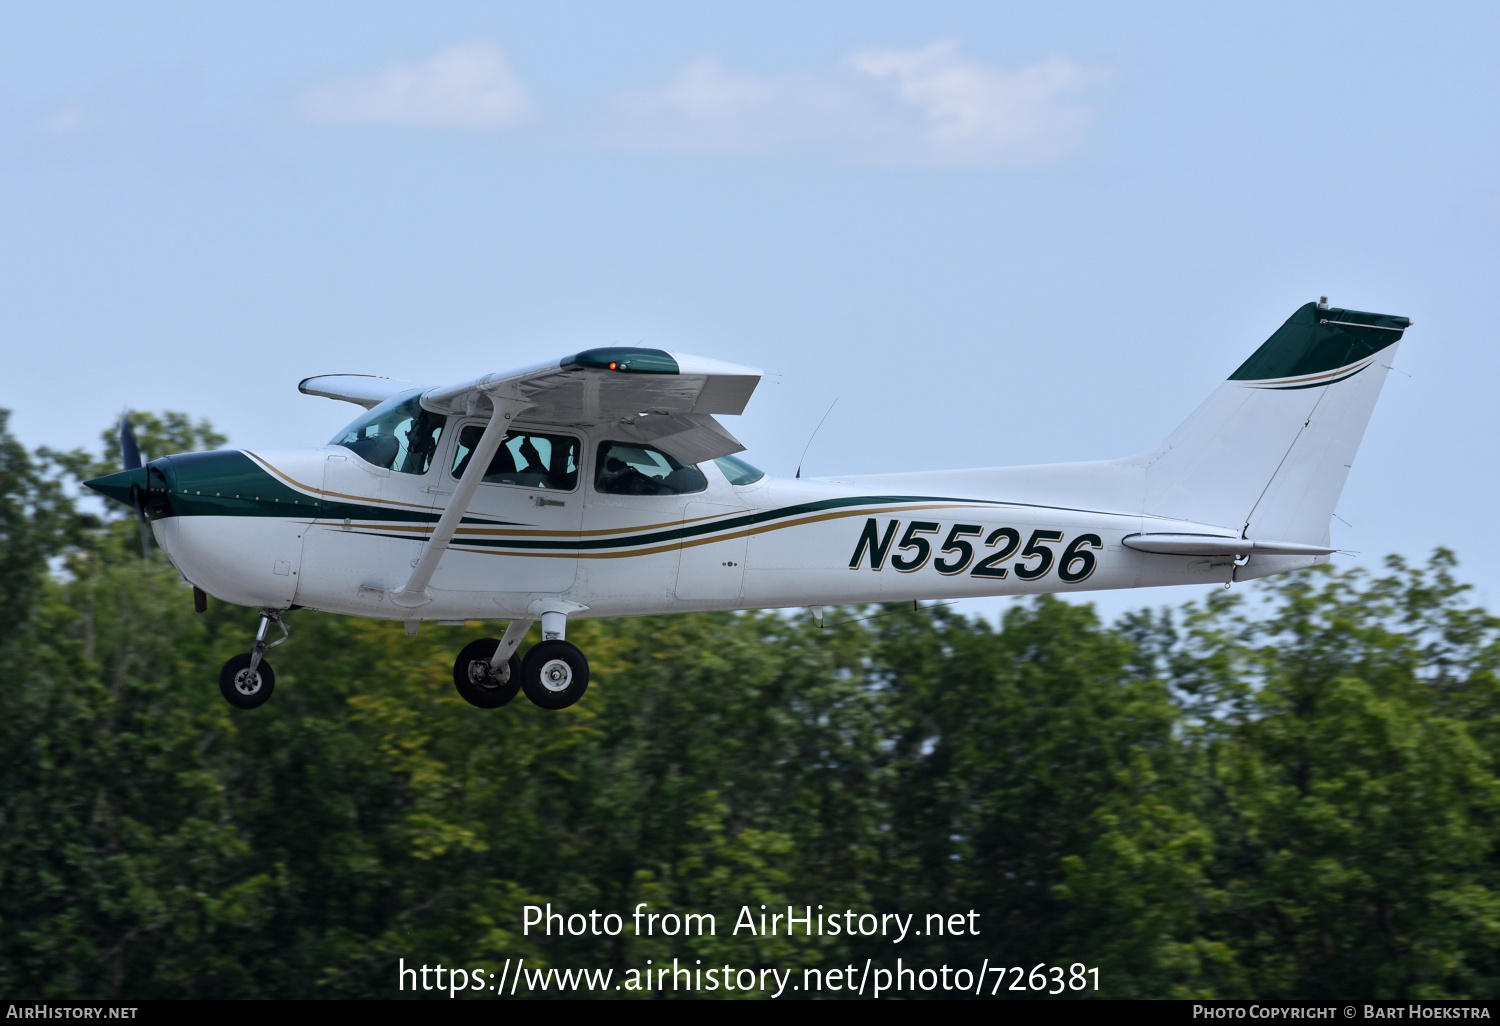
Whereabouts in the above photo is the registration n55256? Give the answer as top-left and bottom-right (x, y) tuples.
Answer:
(848, 518), (1102, 584)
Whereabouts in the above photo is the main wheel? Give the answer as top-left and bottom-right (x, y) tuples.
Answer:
(520, 640), (590, 710)
(219, 653), (275, 710)
(453, 638), (522, 709)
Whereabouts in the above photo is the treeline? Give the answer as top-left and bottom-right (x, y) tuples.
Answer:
(0, 410), (1496, 1000)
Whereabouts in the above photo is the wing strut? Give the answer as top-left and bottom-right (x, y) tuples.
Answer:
(391, 396), (529, 608)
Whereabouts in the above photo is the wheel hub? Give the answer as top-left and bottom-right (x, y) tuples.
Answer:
(539, 658), (573, 692)
(233, 668), (263, 696)
(468, 660), (510, 688)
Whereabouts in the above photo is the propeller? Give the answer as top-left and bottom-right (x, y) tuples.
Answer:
(119, 413), (151, 559)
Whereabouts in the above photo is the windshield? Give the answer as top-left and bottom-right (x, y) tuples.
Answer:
(330, 391), (447, 475)
(714, 454), (765, 486)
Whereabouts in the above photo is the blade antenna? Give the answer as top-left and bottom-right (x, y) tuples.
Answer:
(795, 398), (838, 480)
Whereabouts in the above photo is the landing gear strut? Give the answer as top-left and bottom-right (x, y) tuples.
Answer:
(218, 609), (289, 710)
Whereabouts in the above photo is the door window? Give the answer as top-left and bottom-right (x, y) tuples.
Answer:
(451, 427), (580, 491)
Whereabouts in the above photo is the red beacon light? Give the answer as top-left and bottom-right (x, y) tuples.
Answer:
(608, 361), (618, 370)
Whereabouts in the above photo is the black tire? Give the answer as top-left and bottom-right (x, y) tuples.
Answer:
(521, 640), (590, 710)
(453, 638), (522, 709)
(219, 653), (275, 710)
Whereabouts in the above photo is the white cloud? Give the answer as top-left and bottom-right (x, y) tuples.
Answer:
(301, 41), (530, 130)
(609, 41), (1109, 166)
(609, 57), (861, 155)
(850, 42), (1108, 163)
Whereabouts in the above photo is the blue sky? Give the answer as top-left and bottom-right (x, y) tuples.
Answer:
(3, 2), (1497, 622)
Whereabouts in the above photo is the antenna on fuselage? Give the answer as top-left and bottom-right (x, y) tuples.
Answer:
(795, 398), (838, 480)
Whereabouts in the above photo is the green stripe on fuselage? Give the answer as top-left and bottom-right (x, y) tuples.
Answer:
(393, 495), (1004, 553)
(146, 450), (439, 523)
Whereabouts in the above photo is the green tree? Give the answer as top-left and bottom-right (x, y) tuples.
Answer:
(870, 598), (1182, 982)
(1066, 556), (1500, 999)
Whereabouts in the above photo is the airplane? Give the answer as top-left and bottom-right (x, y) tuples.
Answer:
(85, 298), (1410, 712)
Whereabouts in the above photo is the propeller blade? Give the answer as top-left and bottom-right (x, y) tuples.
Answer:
(116, 415), (150, 557)
(129, 482), (152, 560)
(119, 414), (143, 471)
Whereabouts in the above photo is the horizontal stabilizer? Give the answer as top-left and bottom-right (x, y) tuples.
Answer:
(1122, 533), (1336, 556)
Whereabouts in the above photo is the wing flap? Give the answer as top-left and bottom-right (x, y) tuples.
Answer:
(624, 412), (746, 464)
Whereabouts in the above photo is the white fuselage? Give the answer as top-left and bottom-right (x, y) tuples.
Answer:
(153, 417), (1316, 623)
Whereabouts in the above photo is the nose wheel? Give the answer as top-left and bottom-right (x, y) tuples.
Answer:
(521, 640), (590, 710)
(219, 653), (275, 709)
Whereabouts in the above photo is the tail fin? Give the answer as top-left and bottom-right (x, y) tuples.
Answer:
(1137, 300), (1410, 545)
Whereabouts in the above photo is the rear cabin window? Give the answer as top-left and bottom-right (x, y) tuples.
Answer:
(330, 392), (447, 475)
(451, 427), (580, 491)
(594, 441), (707, 496)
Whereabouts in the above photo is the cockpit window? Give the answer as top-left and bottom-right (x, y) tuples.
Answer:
(330, 391), (447, 475)
(594, 441), (707, 496)
(451, 427), (579, 490)
(714, 454), (765, 486)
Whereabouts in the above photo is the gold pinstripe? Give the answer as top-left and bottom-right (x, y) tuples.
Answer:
(441, 502), (1008, 560)
(1245, 357), (1375, 388)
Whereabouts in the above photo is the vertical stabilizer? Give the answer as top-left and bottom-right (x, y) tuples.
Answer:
(1135, 301), (1409, 544)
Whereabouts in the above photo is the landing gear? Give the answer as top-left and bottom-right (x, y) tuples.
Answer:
(451, 615), (590, 711)
(218, 610), (289, 710)
(452, 638), (522, 709)
(521, 640), (590, 710)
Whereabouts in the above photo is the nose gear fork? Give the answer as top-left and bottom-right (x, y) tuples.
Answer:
(247, 609), (291, 677)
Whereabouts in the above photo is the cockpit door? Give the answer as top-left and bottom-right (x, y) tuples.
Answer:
(431, 422), (583, 595)
(300, 392), (446, 608)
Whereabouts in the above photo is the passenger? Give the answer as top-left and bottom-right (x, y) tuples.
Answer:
(486, 439), (519, 482)
(518, 437), (543, 473)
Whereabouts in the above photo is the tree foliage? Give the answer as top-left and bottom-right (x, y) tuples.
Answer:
(0, 410), (1496, 999)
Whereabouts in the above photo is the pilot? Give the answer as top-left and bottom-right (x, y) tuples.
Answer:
(402, 413), (444, 474)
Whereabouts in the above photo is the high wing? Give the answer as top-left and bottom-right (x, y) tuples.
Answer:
(298, 374), (419, 410)
(301, 346), (762, 465)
